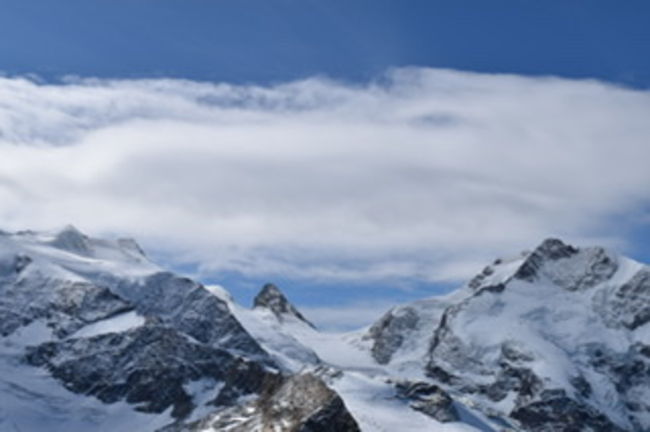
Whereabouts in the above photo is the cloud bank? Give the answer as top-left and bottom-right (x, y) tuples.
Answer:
(1, 68), (649, 285)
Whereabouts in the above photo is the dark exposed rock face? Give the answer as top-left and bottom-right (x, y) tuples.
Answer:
(515, 238), (618, 291)
(0, 276), (133, 338)
(514, 238), (579, 282)
(395, 381), (458, 423)
(262, 374), (360, 432)
(468, 265), (497, 290)
(364, 294), (460, 367)
(1, 267), (268, 359)
(581, 343), (650, 432)
(254, 283), (315, 328)
(130, 272), (269, 358)
(3, 268), (276, 425)
(298, 397), (359, 432)
(366, 306), (419, 364)
(24, 323), (277, 419)
(609, 269), (650, 330)
(511, 393), (627, 432)
(175, 374), (360, 432)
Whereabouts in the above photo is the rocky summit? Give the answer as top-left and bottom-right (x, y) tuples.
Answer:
(1, 229), (650, 432)
(254, 283), (316, 328)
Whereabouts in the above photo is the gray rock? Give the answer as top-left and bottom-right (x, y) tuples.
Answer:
(515, 239), (618, 291)
(254, 283), (315, 328)
(366, 306), (419, 364)
(609, 269), (650, 330)
(395, 381), (459, 423)
(511, 393), (627, 432)
(24, 322), (278, 419)
(175, 373), (360, 432)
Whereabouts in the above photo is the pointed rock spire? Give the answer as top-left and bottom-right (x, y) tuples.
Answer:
(50, 225), (92, 256)
(253, 283), (315, 329)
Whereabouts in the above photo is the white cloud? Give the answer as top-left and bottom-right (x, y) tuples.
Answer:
(300, 301), (398, 331)
(0, 68), (649, 284)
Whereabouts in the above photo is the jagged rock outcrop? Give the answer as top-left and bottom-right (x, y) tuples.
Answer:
(0, 277), (133, 338)
(254, 283), (315, 328)
(366, 306), (420, 364)
(606, 268), (650, 330)
(395, 381), (459, 423)
(514, 238), (618, 291)
(511, 391), (628, 432)
(173, 373), (360, 432)
(25, 322), (278, 419)
(363, 293), (467, 366)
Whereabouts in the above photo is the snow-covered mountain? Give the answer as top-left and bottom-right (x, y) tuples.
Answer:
(0, 227), (359, 432)
(1, 228), (649, 431)
(365, 239), (650, 431)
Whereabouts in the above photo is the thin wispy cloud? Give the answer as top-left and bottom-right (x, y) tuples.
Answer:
(1, 68), (649, 284)
(300, 300), (399, 332)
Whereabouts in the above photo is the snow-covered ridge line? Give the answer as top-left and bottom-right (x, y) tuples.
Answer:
(2, 229), (650, 432)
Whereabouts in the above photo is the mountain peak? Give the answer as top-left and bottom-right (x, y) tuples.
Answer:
(513, 237), (618, 292)
(533, 237), (579, 259)
(253, 283), (315, 328)
(50, 224), (92, 256)
(514, 237), (580, 281)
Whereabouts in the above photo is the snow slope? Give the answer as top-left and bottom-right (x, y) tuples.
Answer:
(213, 285), (503, 432)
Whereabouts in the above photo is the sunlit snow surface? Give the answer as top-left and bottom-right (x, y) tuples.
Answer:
(211, 285), (498, 432)
(71, 311), (145, 339)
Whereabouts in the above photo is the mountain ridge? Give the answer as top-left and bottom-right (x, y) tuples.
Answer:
(1, 228), (649, 431)
(0, 227), (360, 432)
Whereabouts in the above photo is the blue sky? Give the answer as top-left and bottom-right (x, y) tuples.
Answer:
(1, 1), (650, 329)
(1, 0), (649, 87)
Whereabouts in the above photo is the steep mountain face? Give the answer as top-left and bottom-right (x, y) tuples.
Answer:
(364, 292), (465, 367)
(0, 228), (359, 432)
(366, 239), (650, 431)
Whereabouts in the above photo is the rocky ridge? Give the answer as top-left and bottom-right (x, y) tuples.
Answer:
(367, 238), (650, 431)
(0, 227), (359, 432)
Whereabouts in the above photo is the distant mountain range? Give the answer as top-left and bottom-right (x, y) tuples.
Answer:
(1, 227), (648, 431)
